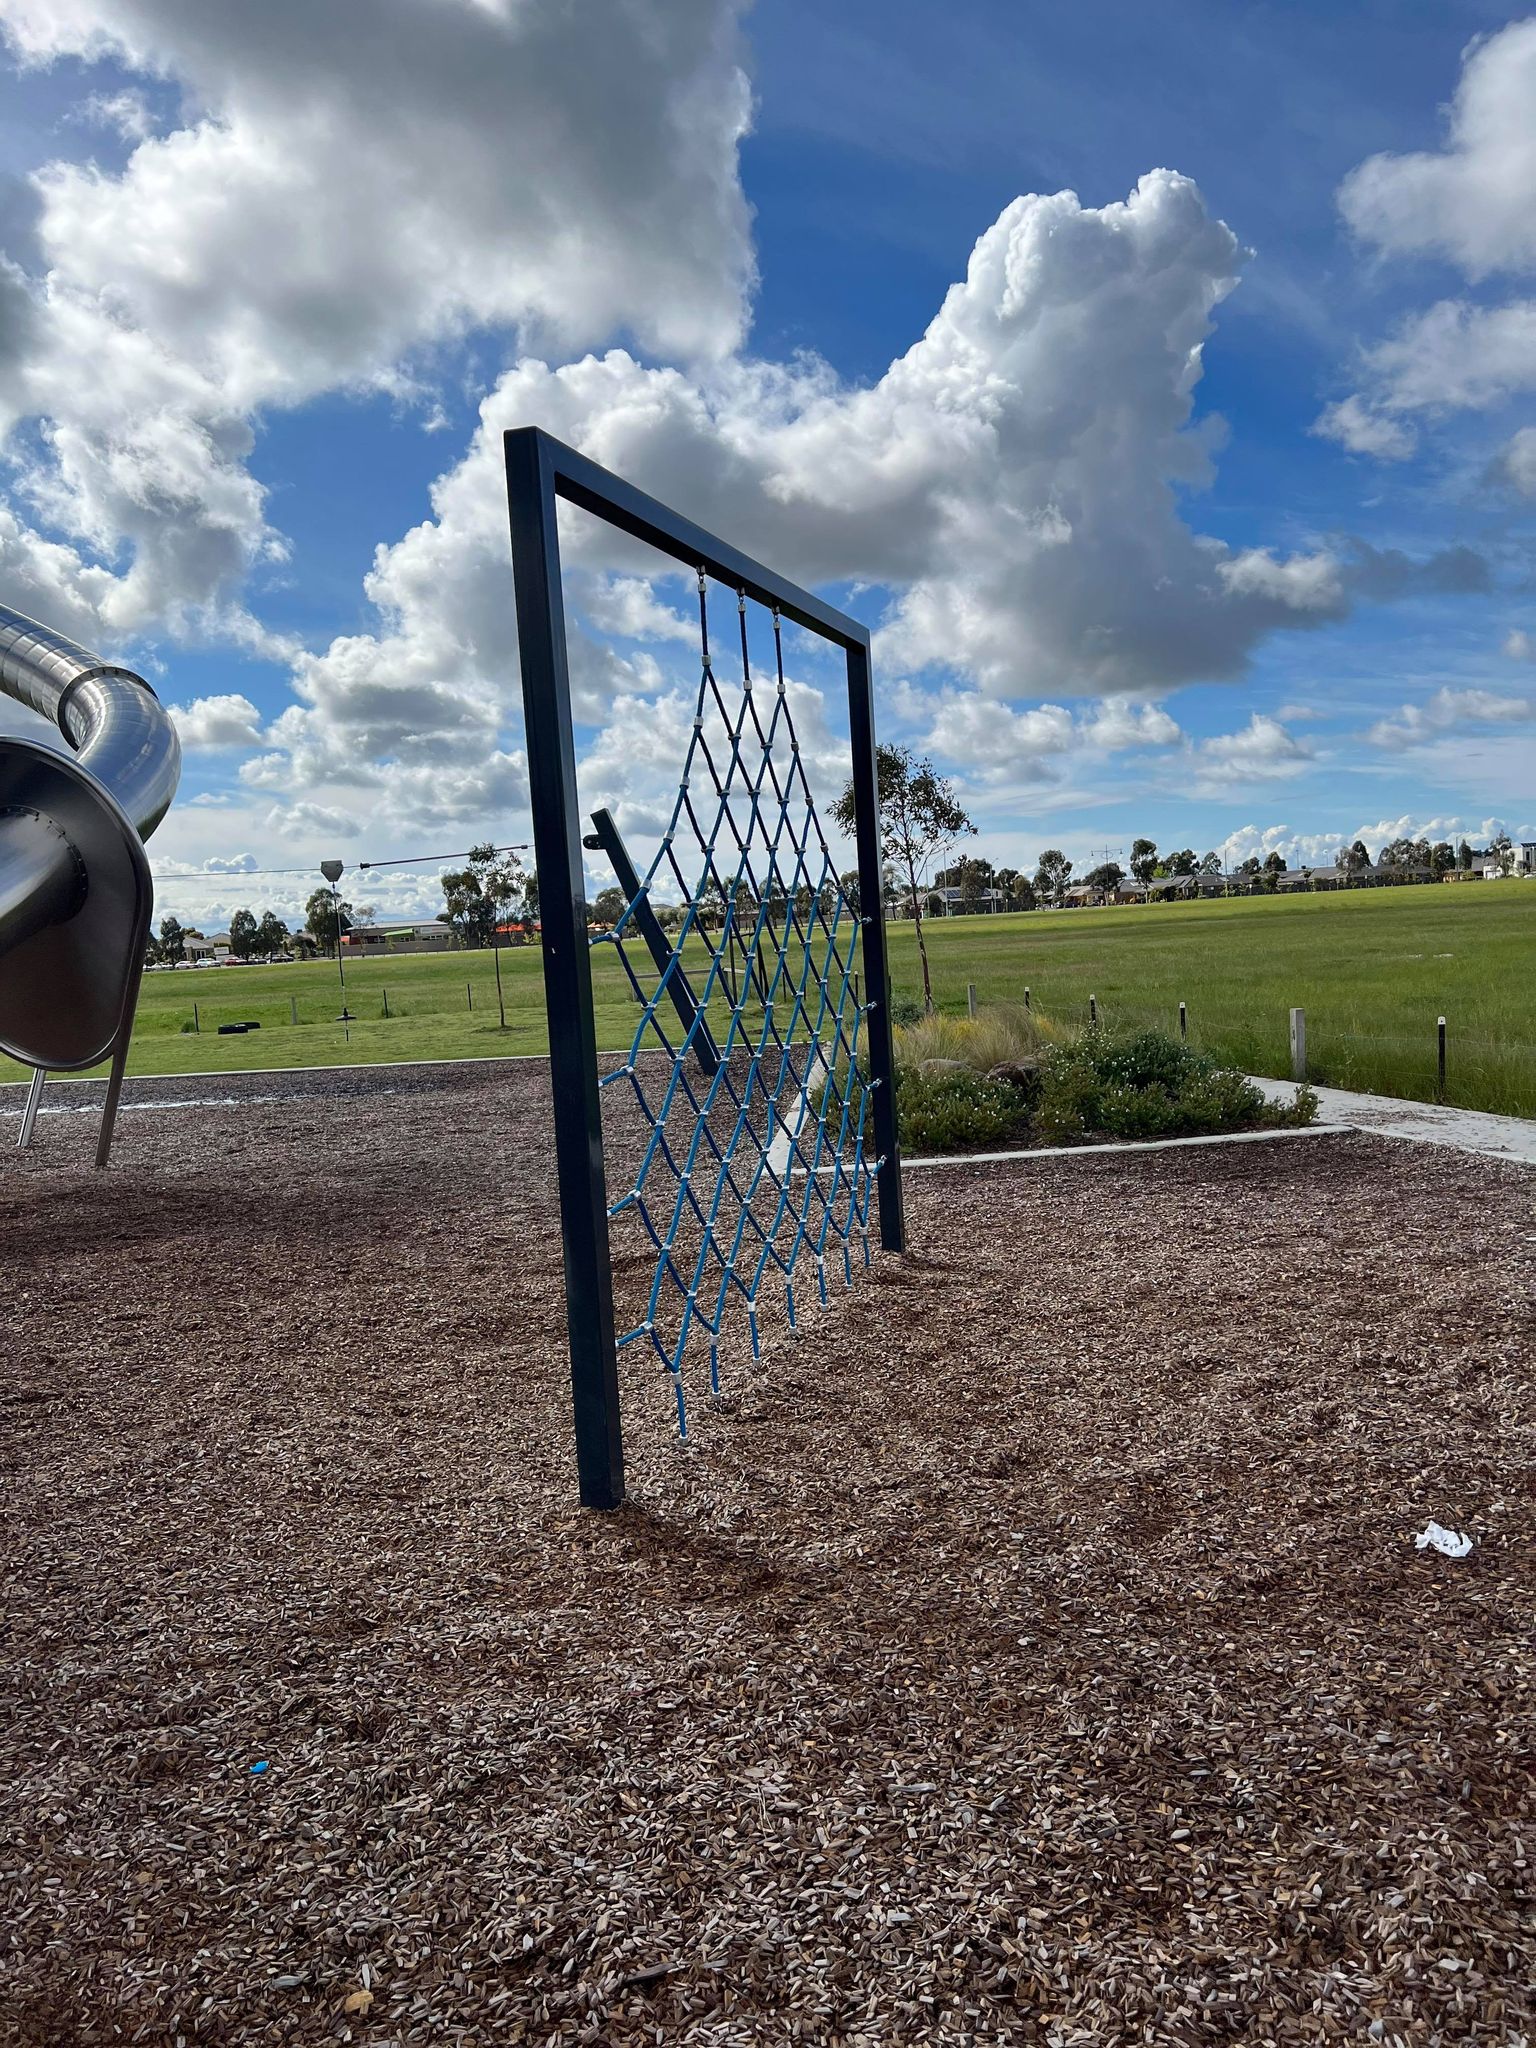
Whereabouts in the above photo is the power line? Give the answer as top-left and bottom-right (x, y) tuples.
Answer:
(150, 841), (531, 884)
(359, 842), (529, 870)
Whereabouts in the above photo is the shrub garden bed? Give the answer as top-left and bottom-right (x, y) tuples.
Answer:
(892, 1003), (1317, 1154)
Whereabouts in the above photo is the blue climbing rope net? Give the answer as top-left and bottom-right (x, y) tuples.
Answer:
(594, 572), (878, 1435)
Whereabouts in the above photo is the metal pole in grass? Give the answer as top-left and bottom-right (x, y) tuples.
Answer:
(493, 938), (506, 1029)
(1024, 986), (1030, 1010)
(193, 1002), (199, 1034)
(290, 995), (298, 1026)
(1089, 993), (1098, 1029)
(1438, 1015), (1446, 1101)
(321, 859), (351, 1041)
(967, 982), (977, 1019)
(382, 987), (390, 1021)
(1179, 1000), (1187, 1041)
(466, 979), (473, 1012)
(1290, 1006), (1306, 1081)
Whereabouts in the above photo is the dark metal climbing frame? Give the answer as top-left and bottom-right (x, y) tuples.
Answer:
(504, 427), (904, 1511)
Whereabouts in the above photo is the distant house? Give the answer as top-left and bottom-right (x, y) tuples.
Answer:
(1062, 882), (1105, 908)
(342, 918), (455, 955)
(925, 884), (1009, 915)
(184, 930), (232, 962)
(1148, 874), (1199, 901)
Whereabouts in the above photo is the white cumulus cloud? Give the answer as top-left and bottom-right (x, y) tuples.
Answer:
(0, 0), (754, 639)
(168, 692), (265, 750)
(1322, 21), (1536, 475)
(1368, 684), (1536, 749)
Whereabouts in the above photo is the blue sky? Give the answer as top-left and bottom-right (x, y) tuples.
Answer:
(0, 0), (1532, 927)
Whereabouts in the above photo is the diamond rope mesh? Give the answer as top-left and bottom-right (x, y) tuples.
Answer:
(594, 572), (880, 1436)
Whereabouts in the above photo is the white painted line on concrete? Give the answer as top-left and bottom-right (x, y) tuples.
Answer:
(0, 1047), (640, 1093)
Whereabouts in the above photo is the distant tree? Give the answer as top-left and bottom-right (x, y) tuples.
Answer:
(305, 887), (353, 957)
(839, 868), (862, 916)
(832, 744), (974, 1014)
(1456, 838), (1474, 871)
(156, 914), (186, 967)
(589, 885), (628, 929)
(1336, 840), (1372, 885)
(1129, 836), (1159, 884)
(994, 866), (1034, 911)
(1083, 861), (1125, 892)
(1263, 850), (1287, 873)
(954, 854), (991, 913)
(1033, 849), (1072, 901)
(228, 908), (260, 961)
(1167, 848), (1199, 876)
(1198, 850), (1222, 874)
(290, 929), (319, 961)
(1430, 840), (1455, 879)
(440, 844), (526, 949)
(1489, 830), (1515, 876)
(255, 911), (291, 959)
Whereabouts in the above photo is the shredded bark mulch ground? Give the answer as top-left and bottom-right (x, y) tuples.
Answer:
(2, 1061), (1533, 2046)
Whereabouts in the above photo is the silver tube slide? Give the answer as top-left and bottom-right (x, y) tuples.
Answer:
(0, 606), (181, 839)
(0, 601), (183, 1163)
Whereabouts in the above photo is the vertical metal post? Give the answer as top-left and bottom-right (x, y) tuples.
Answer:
(193, 1002), (199, 1034)
(466, 980), (473, 1012)
(845, 638), (905, 1253)
(383, 987), (390, 1021)
(1089, 993), (1098, 1029)
(1024, 986), (1030, 1010)
(1290, 1006), (1307, 1082)
(493, 941), (506, 1030)
(332, 887), (349, 1016)
(94, 1026), (132, 1169)
(16, 1066), (44, 1149)
(967, 982), (977, 1020)
(1437, 1015), (1446, 1101)
(290, 995), (298, 1026)
(506, 428), (624, 1510)
(1179, 1000), (1187, 1041)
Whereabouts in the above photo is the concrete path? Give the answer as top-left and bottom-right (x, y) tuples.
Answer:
(1249, 1076), (1536, 1167)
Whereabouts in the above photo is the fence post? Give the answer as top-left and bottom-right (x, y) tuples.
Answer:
(467, 980), (473, 1012)
(1023, 986), (1031, 1010)
(1437, 1015), (1446, 1101)
(1089, 993), (1098, 1030)
(967, 982), (977, 1020)
(1290, 1006), (1307, 1081)
(383, 987), (390, 1021)
(290, 995), (298, 1026)
(193, 1003), (199, 1034)
(1179, 1000), (1187, 1041)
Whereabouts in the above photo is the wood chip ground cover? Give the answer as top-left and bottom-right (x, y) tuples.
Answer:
(1, 1063), (1533, 2046)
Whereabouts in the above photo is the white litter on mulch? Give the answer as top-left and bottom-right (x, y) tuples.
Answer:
(1415, 1521), (1477, 1559)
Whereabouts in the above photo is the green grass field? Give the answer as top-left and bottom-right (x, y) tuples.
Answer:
(4, 883), (1532, 1115)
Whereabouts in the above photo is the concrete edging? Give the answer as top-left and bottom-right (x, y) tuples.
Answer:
(903, 1124), (1354, 1169)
